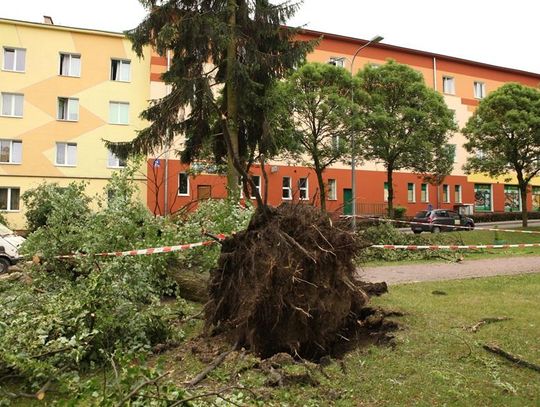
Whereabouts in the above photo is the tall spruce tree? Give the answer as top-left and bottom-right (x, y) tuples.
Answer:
(107, 0), (313, 204)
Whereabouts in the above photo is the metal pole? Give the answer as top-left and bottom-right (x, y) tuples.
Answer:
(350, 35), (383, 230)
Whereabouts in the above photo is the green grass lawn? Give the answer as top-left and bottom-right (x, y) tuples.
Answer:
(151, 274), (540, 406)
(365, 227), (540, 267)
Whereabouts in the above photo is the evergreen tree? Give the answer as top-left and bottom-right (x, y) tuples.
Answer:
(107, 0), (314, 204)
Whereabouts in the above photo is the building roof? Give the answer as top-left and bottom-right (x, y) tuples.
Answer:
(0, 17), (125, 38)
(299, 28), (540, 80)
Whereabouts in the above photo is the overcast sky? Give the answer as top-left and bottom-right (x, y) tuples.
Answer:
(2, 0), (538, 74)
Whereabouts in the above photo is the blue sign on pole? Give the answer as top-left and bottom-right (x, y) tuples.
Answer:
(153, 159), (161, 168)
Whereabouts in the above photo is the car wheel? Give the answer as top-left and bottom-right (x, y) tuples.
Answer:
(432, 226), (441, 234)
(467, 223), (474, 231)
(0, 258), (10, 274)
(413, 230), (422, 234)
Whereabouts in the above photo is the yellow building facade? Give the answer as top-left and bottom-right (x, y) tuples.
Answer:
(0, 18), (151, 229)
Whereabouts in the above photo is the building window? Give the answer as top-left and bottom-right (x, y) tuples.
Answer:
(449, 144), (457, 163)
(59, 53), (81, 77)
(407, 183), (415, 203)
(420, 183), (429, 203)
(328, 57), (345, 68)
(474, 81), (486, 99)
(248, 175), (261, 199)
(109, 102), (129, 125)
(332, 135), (340, 150)
(474, 184), (492, 212)
(442, 76), (455, 94)
(0, 140), (22, 164)
(383, 182), (389, 202)
(1, 93), (24, 117)
(3, 47), (26, 72)
(282, 177), (292, 200)
(533, 186), (540, 211)
(56, 142), (77, 166)
(0, 187), (20, 211)
(504, 185), (521, 212)
(178, 172), (189, 196)
(111, 59), (131, 82)
(107, 150), (126, 168)
(327, 179), (337, 200)
(57, 97), (79, 121)
(299, 178), (309, 200)
(455, 185), (462, 204)
(442, 184), (450, 203)
(476, 149), (485, 159)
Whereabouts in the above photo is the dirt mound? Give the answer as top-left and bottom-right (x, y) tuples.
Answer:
(205, 204), (392, 360)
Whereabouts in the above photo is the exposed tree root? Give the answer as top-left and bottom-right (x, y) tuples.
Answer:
(466, 317), (511, 333)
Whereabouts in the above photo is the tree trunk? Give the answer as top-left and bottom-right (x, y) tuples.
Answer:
(226, 0), (240, 199)
(519, 181), (528, 228)
(315, 166), (326, 212)
(387, 166), (394, 218)
(168, 269), (209, 303)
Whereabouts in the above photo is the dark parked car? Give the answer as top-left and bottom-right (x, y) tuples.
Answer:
(411, 210), (475, 234)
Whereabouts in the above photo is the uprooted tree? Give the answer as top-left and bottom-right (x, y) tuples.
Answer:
(107, 0), (392, 361)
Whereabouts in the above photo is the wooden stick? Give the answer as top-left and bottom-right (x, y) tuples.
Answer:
(117, 371), (171, 406)
(466, 317), (511, 333)
(483, 343), (540, 373)
(186, 343), (238, 388)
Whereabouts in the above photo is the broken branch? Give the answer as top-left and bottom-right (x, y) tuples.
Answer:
(483, 343), (540, 373)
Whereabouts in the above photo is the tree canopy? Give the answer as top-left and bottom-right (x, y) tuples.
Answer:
(355, 60), (456, 217)
(270, 62), (357, 210)
(463, 82), (540, 226)
(107, 0), (314, 201)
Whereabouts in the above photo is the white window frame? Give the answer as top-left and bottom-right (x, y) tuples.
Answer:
(327, 179), (337, 201)
(55, 142), (77, 167)
(442, 76), (455, 95)
(57, 97), (79, 122)
(421, 183), (429, 203)
(0, 187), (20, 212)
(407, 183), (416, 203)
(328, 57), (345, 68)
(299, 177), (309, 200)
(111, 59), (131, 82)
(109, 101), (130, 125)
(442, 184), (450, 203)
(59, 53), (81, 77)
(178, 172), (189, 196)
(0, 140), (22, 164)
(383, 182), (389, 202)
(1, 93), (24, 117)
(454, 185), (462, 204)
(474, 81), (486, 99)
(107, 150), (126, 168)
(249, 175), (261, 199)
(3, 47), (26, 72)
(282, 176), (292, 200)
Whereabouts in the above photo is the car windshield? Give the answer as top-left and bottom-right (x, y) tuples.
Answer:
(415, 211), (429, 218)
(0, 224), (13, 237)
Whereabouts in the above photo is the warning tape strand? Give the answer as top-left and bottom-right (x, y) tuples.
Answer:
(370, 243), (540, 250)
(55, 234), (227, 259)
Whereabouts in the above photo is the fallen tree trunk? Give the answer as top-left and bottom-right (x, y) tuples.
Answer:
(168, 269), (209, 303)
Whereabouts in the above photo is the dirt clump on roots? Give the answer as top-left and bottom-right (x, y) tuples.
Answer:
(204, 203), (395, 360)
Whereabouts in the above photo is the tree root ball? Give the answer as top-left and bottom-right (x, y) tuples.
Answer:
(205, 204), (383, 360)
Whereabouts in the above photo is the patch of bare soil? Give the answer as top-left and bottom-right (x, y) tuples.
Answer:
(204, 203), (397, 361)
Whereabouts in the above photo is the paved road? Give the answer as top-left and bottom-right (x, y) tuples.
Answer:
(358, 256), (540, 284)
(397, 219), (540, 233)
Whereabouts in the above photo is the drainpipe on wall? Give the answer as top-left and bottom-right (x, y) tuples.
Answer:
(163, 50), (172, 215)
(432, 57), (437, 91)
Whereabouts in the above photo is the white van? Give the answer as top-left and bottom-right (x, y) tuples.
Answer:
(0, 224), (25, 273)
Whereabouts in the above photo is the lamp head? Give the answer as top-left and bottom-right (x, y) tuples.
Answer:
(370, 35), (384, 44)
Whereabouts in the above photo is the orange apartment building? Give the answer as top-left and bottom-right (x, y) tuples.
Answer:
(147, 28), (540, 218)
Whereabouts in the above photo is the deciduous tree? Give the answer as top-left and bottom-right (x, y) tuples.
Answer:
(355, 61), (456, 218)
(463, 83), (540, 227)
(271, 63), (356, 211)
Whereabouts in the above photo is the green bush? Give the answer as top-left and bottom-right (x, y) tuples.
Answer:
(393, 206), (407, 219)
(472, 211), (540, 223)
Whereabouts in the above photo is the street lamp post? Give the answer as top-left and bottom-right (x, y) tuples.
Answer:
(350, 35), (383, 230)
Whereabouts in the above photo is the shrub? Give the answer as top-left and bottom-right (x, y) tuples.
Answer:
(393, 206), (407, 219)
(471, 211), (540, 223)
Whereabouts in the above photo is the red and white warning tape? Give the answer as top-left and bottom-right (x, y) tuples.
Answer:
(349, 215), (540, 235)
(371, 243), (540, 250)
(55, 234), (226, 259)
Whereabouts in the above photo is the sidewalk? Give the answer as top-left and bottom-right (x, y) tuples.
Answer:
(358, 255), (540, 284)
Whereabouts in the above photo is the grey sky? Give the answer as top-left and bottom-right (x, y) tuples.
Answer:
(2, 0), (538, 74)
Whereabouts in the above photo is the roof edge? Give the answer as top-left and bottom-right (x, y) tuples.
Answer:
(298, 27), (540, 80)
(0, 17), (126, 38)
